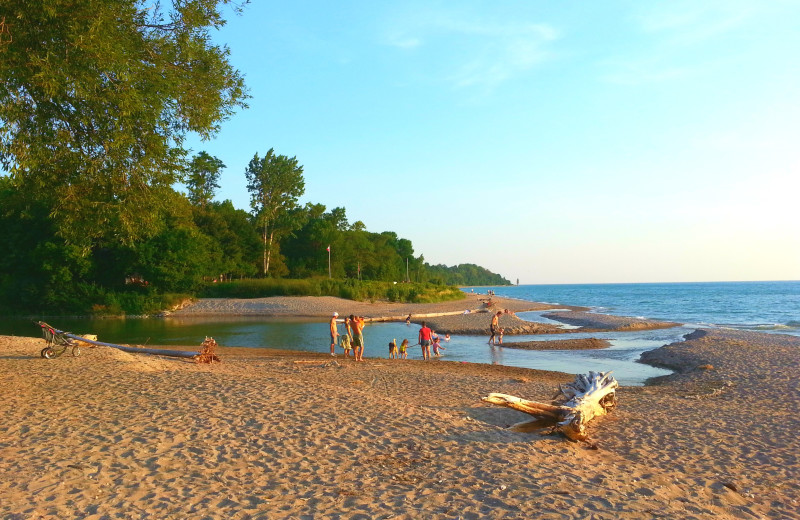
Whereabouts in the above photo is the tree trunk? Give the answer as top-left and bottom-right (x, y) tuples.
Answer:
(266, 229), (274, 274)
(482, 371), (618, 441)
(262, 219), (268, 275)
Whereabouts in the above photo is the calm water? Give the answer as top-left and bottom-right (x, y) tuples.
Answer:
(3, 281), (797, 386)
(470, 280), (800, 336)
(1, 315), (680, 386)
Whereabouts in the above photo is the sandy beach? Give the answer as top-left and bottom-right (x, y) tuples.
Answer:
(2, 296), (799, 519)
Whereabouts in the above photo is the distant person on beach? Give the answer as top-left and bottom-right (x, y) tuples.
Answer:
(418, 321), (433, 360)
(399, 339), (409, 359)
(406, 314), (411, 325)
(489, 311), (502, 345)
(329, 312), (339, 356)
(350, 314), (366, 361)
(389, 338), (398, 359)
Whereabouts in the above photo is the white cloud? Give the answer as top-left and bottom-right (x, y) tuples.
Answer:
(383, 9), (559, 91)
(633, 0), (757, 45)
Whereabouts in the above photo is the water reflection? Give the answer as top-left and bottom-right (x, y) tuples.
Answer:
(0, 316), (682, 386)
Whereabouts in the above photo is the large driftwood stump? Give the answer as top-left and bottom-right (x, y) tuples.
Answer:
(483, 371), (618, 441)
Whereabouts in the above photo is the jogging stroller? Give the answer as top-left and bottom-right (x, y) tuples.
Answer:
(36, 321), (81, 359)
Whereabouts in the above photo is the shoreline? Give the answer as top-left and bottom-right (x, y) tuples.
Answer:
(168, 294), (678, 337)
(2, 327), (798, 518)
(3, 296), (799, 518)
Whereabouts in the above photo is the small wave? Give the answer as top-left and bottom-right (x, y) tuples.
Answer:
(752, 324), (793, 331)
(715, 322), (799, 332)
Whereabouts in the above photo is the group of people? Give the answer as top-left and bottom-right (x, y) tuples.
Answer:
(487, 308), (517, 345)
(329, 314), (449, 361)
(416, 321), (448, 360)
(329, 312), (366, 361)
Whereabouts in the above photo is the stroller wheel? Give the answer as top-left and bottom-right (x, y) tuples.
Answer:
(71, 346), (81, 357)
(41, 347), (56, 359)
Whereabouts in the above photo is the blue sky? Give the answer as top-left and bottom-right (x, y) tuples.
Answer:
(186, 0), (800, 284)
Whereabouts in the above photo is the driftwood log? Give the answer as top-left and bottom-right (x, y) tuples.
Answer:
(483, 371), (618, 441)
(58, 329), (220, 363)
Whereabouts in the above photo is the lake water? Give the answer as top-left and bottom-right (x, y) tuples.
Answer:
(472, 280), (800, 336)
(5, 280), (796, 386)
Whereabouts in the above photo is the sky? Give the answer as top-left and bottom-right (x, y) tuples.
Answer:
(185, 0), (800, 285)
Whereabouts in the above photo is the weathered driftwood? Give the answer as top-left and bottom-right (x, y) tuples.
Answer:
(483, 371), (618, 441)
(194, 337), (221, 364)
(60, 330), (220, 363)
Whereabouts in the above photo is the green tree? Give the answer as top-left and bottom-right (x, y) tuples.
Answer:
(192, 200), (261, 278)
(245, 149), (305, 275)
(0, 0), (248, 248)
(186, 151), (225, 207)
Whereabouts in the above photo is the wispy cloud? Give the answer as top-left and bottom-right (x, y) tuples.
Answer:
(383, 10), (559, 91)
(632, 0), (757, 44)
(598, 0), (763, 86)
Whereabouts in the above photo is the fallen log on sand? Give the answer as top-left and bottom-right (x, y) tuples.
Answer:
(58, 329), (220, 364)
(482, 371), (618, 441)
(365, 309), (485, 323)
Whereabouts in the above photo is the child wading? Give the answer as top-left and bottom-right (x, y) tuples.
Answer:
(399, 339), (409, 359)
(432, 336), (446, 357)
(389, 338), (398, 359)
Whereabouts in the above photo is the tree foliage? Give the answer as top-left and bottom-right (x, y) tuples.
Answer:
(0, 0), (248, 247)
(245, 148), (305, 275)
(186, 151), (225, 207)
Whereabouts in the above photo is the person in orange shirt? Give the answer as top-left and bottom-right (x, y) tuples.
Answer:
(350, 314), (366, 361)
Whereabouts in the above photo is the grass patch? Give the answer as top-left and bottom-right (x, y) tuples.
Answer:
(199, 278), (465, 304)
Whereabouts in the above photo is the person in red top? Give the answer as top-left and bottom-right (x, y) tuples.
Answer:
(418, 321), (433, 360)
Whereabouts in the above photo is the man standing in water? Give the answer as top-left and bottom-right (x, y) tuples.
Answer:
(418, 321), (433, 360)
(489, 311), (502, 345)
(350, 314), (366, 361)
(330, 312), (339, 356)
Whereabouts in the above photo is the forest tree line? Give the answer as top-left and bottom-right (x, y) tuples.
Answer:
(0, 152), (508, 314)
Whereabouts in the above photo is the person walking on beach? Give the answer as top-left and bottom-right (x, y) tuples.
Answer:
(350, 314), (366, 361)
(418, 321), (433, 360)
(329, 312), (339, 356)
(489, 311), (502, 345)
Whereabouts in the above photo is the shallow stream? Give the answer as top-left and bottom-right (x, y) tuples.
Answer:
(0, 312), (684, 386)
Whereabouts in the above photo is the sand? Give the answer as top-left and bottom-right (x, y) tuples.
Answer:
(2, 297), (799, 519)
